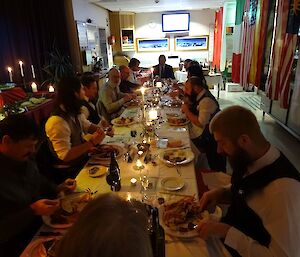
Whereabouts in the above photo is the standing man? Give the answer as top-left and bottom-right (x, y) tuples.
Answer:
(0, 115), (76, 257)
(153, 55), (175, 79)
(119, 65), (140, 93)
(197, 106), (300, 257)
(97, 68), (135, 121)
(181, 77), (226, 171)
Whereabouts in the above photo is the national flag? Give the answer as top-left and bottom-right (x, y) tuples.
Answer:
(240, 0), (258, 90)
(266, 0), (299, 108)
(232, 0), (246, 83)
(212, 8), (223, 70)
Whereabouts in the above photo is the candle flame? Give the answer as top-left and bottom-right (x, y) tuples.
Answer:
(7, 67), (12, 72)
(150, 67), (154, 73)
(140, 86), (146, 95)
(19, 61), (23, 65)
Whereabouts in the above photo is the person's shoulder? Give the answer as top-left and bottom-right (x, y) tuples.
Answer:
(45, 115), (68, 131)
(166, 64), (173, 68)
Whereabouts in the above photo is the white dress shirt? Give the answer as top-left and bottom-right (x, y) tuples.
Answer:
(45, 113), (91, 160)
(128, 69), (140, 84)
(189, 90), (218, 139)
(224, 146), (300, 257)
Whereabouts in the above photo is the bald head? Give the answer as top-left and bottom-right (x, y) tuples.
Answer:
(210, 106), (266, 143)
(108, 68), (121, 86)
(119, 65), (130, 80)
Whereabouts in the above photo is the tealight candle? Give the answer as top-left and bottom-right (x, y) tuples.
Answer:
(31, 82), (38, 92)
(156, 82), (162, 88)
(130, 178), (137, 186)
(149, 109), (158, 120)
(49, 85), (55, 92)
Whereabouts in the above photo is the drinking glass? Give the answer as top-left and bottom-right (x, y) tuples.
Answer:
(139, 169), (149, 202)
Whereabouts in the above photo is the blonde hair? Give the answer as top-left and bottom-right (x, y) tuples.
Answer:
(56, 193), (153, 257)
(210, 105), (265, 142)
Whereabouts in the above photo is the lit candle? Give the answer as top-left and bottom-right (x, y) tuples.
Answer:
(156, 81), (162, 88)
(130, 178), (137, 187)
(136, 159), (143, 169)
(31, 82), (38, 92)
(31, 65), (36, 79)
(49, 85), (55, 92)
(149, 108), (158, 120)
(7, 67), (13, 82)
(19, 61), (24, 77)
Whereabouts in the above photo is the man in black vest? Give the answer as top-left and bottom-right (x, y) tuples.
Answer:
(197, 106), (300, 257)
(81, 75), (101, 124)
(181, 76), (226, 171)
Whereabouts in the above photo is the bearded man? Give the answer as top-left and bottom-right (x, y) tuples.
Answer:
(197, 106), (300, 257)
(97, 68), (135, 121)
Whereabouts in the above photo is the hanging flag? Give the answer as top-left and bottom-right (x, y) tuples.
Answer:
(232, 0), (246, 83)
(212, 8), (223, 70)
(279, 0), (300, 108)
(266, 0), (299, 108)
(240, 0), (258, 90)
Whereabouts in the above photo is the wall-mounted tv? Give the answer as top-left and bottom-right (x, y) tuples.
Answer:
(162, 13), (190, 33)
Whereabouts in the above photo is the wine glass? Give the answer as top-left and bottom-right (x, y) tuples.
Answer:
(139, 169), (149, 202)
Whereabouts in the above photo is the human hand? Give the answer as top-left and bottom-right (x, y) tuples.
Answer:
(199, 188), (225, 212)
(131, 93), (137, 99)
(124, 94), (132, 102)
(181, 103), (189, 114)
(90, 128), (105, 146)
(58, 179), (77, 193)
(30, 199), (59, 216)
(197, 220), (231, 240)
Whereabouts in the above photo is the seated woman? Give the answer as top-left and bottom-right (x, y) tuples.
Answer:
(45, 77), (105, 183)
(56, 193), (153, 257)
(181, 76), (226, 172)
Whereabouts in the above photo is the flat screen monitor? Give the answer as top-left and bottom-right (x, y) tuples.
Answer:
(162, 13), (190, 33)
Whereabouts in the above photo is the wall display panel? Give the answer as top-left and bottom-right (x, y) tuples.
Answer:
(136, 38), (169, 52)
(174, 36), (209, 51)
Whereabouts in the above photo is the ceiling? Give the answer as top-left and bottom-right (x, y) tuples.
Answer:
(91, 0), (225, 13)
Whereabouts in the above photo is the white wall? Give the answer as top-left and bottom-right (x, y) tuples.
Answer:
(72, 0), (113, 67)
(130, 10), (215, 68)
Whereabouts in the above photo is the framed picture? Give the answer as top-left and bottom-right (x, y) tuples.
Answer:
(174, 36), (209, 51)
(136, 38), (169, 52)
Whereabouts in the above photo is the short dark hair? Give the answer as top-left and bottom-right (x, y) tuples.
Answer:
(184, 59), (192, 63)
(55, 77), (83, 115)
(187, 65), (207, 87)
(128, 58), (140, 68)
(0, 114), (39, 142)
(81, 75), (96, 88)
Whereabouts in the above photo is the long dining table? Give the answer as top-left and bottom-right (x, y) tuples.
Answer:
(21, 95), (231, 257)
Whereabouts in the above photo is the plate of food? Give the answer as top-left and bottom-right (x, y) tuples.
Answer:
(87, 165), (107, 178)
(90, 144), (125, 161)
(124, 99), (141, 108)
(159, 196), (222, 238)
(167, 139), (184, 148)
(43, 191), (91, 229)
(111, 116), (136, 126)
(167, 117), (189, 126)
(161, 177), (185, 191)
(159, 149), (194, 165)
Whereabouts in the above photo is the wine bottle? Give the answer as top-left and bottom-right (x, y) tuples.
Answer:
(106, 152), (121, 191)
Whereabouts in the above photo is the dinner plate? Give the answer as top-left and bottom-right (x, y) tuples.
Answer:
(111, 117), (136, 126)
(42, 215), (73, 229)
(158, 149), (194, 165)
(90, 144), (125, 160)
(161, 177), (185, 191)
(167, 119), (190, 126)
(87, 165), (107, 178)
(159, 205), (222, 238)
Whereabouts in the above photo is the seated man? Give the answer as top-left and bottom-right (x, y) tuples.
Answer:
(197, 106), (300, 257)
(97, 68), (135, 121)
(46, 77), (105, 183)
(81, 75), (101, 124)
(153, 54), (175, 79)
(181, 77), (226, 171)
(119, 65), (140, 93)
(0, 115), (76, 257)
(128, 58), (141, 84)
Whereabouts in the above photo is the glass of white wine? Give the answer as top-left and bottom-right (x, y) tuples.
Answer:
(139, 169), (149, 202)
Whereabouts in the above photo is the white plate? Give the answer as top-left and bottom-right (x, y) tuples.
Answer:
(90, 144), (125, 161)
(42, 215), (73, 229)
(87, 165), (107, 178)
(159, 149), (194, 165)
(159, 205), (222, 238)
(111, 117), (136, 126)
(161, 177), (185, 191)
